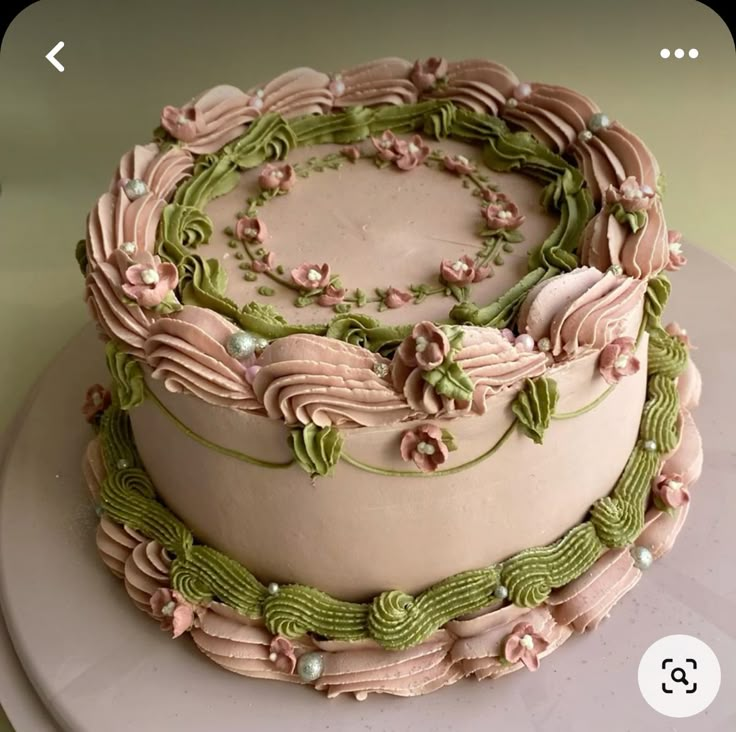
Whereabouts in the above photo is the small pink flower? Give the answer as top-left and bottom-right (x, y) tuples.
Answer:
(383, 286), (413, 309)
(268, 636), (297, 674)
(665, 230), (687, 271)
(443, 154), (474, 175)
(82, 384), (111, 423)
(340, 145), (361, 161)
(440, 255), (479, 285)
(665, 322), (695, 350)
(598, 337), (641, 385)
(398, 322), (450, 371)
(252, 252), (275, 273)
(394, 135), (430, 170)
(605, 176), (656, 213)
(236, 216), (268, 243)
(371, 130), (401, 162)
(400, 424), (450, 473)
(258, 163), (296, 192)
(150, 588), (197, 639)
(484, 193), (524, 230)
(318, 284), (346, 306)
(410, 57), (448, 92)
(652, 473), (690, 510)
(291, 262), (330, 290)
(503, 623), (549, 671)
(121, 252), (179, 308)
(160, 105), (200, 143)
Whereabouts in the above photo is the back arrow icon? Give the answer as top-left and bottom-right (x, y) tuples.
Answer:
(46, 41), (65, 72)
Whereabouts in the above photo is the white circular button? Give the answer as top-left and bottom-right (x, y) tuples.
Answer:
(689, 48), (699, 59)
(660, 48), (671, 59)
(638, 635), (721, 718)
(674, 48), (685, 59)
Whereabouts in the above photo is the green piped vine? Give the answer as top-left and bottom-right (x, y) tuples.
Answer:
(151, 102), (593, 347)
(94, 275), (688, 642)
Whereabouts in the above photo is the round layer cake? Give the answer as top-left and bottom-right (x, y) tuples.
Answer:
(80, 57), (703, 698)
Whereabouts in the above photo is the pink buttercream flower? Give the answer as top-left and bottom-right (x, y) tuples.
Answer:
(400, 424), (450, 473)
(665, 230), (687, 271)
(598, 337), (641, 385)
(160, 105), (200, 142)
(410, 57), (448, 92)
(665, 321), (695, 350)
(291, 262), (330, 290)
(605, 176), (656, 213)
(150, 588), (197, 639)
(258, 163), (296, 192)
(503, 622), (549, 671)
(440, 254), (486, 285)
(394, 135), (430, 170)
(371, 130), (401, 162)
(82, 384), (111, 423)
(121, 252), (179, 308)
(483, 193), (525, 230)
(652, 472), (690, 510)
(317, 284), (346, 306)
(383, 286), (413, 309)
(236, 216), (268, 243)
(252, 251), (275, 273)
(268, 636), (297, 674)
(340, 145), (361, 161)
(397, 321), (450, 371)
(443, 154), (475, 175)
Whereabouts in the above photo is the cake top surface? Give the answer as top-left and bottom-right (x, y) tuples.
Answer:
(81, 55), (681, 433)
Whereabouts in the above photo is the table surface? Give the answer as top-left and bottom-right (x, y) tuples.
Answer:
(0, 244), (735, 732)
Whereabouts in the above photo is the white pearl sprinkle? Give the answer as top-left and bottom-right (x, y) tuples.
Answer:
(614, 354), (630, 370)
(669, 242), (683, 255)
(381, 139), (392, 149)
(307, 268), (322, 282)
(643, 439), (658, 452)
(497, 210), (513, 219)
(505, 97), (518, 108)
(269, 652), (278, 662)
(408, 142), (419, 154)
(119, 241), (136, 255)
(520, 634), (534, 649)
(123, 178), (148, 200)
(588, 113), (610, 133)
(494, 585), (509, 600)
(537, 337), (551, 352)
(332, 80), (345, 95)
(456, 155), (469, 165)
(117, 459), (129, 470)
(666, 479), (684, 491)
(256, 89), (264, 98)
(244, 228), (257, 238)
(372, 362), (389, 378)
(273, 170), (284, 179)
(631, 545), (653, 570)
(451, 260), (469, 272)
(176, 114), (188, 125)
(417, 441), (436, 456)
(161, 601), (176, 617)
(226, 331), (258, 360)
(514, 82), (532, 99)
(414, 335), (429, 353)
(608, 264), (623, 275)
(578, 129), (593, 143)
(515, 334), (535, 352)
(268, 582), (280, 595)
(141, 268), (160, 285)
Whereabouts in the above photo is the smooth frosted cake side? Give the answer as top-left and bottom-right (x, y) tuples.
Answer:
(79, 57), (703, 698)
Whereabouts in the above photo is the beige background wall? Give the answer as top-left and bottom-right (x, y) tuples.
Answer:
(0, 0), (734, 432)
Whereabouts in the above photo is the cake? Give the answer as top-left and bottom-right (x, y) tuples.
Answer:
(78, 56), (703, 699)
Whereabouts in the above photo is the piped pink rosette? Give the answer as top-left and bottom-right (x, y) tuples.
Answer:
(392, 324), (548, 417)
(143, 307), (262, 410)
(251, 334), (409, 427)
(330, 57), (418, 107)
(517, 267), (646, 359)
(244, 68), (333, 119)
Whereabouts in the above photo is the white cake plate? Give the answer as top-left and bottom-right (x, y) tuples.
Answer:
(1, 246), (735, 732)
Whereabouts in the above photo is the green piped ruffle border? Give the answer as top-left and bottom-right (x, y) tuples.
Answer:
(95, 282), (686, 651)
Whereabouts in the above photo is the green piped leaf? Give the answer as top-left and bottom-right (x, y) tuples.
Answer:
(326, 313), (410, 355)
(511, 377), (559, 444)
(609, 202), (648, 233)
(289, 423), (344, 478)
(644, 274), (671, 329)
(441, 429), (458, 452)
(241, 301), (288, 326)
(223, 113), (297, 168)
(105, 341), (145, 410)
(422, 359), (474, 402)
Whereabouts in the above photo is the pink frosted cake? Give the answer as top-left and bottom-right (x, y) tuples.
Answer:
(78, 57), (703, 699)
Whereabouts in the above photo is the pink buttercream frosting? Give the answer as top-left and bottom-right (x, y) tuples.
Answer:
(143, 307), (261, 410)
(329, 58), (417, 108)
(245, 67), (333, 119)
(252, 335), (409, 427)
(392, 326), (547, 417)
(110, 144), (193, 202)
(161, 85), (257, 154)
(518, 268), (646, 359)
(580, 194), (669, 279)
(124, 539), (172, 614)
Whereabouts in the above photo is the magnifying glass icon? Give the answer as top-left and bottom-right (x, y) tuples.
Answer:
(671, 667), (689, 685)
